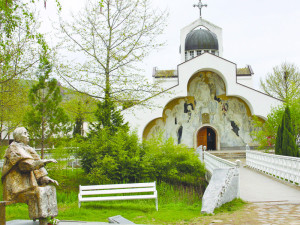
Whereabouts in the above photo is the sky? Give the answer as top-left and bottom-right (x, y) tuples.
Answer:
(38, 0), (300, 90)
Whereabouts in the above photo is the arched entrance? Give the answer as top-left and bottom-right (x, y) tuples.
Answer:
(197, 126), (216, 150)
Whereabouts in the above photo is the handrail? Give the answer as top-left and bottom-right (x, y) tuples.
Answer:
(197, 146), (238, 174)
(246, 150), (300, 186)
(204, 152), (237, 173)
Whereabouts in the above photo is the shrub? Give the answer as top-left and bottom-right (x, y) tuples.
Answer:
(78, 128), (148, 184)
(142, 135), (206, 186)
(77, 129), (206, 188)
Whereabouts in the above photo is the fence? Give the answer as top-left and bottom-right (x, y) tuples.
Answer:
(203, 152), (238, 173)
(246, 150), (300, 186)
(197, 146), (239, 174)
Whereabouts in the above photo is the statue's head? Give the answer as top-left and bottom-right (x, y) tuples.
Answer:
(13, 127), (29, 145)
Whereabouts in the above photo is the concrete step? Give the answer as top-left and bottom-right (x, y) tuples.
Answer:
(210, 151), (246, 159)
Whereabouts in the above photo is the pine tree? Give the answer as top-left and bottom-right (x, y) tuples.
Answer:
(24, 55), (70, 158)
(275, 123), (282, 155)
(275, 106), (298, 157)
(91, 96), (128, 135)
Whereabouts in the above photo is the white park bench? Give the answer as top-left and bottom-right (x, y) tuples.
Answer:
(78, 182), (158, 211)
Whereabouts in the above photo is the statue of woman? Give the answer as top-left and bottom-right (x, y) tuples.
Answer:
(1, 127), (58, 224)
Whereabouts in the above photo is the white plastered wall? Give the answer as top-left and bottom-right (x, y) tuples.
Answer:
(122, 53), (282, 139)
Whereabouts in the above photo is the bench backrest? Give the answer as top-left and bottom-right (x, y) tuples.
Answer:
(79, 182), (157, 196)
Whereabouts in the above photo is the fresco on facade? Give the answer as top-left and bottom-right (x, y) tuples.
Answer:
(145, 71), (259, 149)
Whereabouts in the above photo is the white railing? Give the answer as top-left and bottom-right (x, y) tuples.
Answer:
(246, 150), (300, 186)
(204, 152), (238, 173)
(197, 146), (239, 174)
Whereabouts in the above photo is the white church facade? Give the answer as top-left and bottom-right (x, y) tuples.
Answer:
(123, 17), (281, 150)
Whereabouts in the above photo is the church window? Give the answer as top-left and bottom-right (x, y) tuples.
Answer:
(190, 51), (194, 58)
(185, 52), (188, 61)
(204, 50), (209, 53)
(211, 50), (215, 55)
(197, 50), (202, 56)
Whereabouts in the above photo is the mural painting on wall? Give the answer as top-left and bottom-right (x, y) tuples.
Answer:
(145, 71), (259, 148)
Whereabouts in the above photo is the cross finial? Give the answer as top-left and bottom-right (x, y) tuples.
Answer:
(193, 0), (208, 18)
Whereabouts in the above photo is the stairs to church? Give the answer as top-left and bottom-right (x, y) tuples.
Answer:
(209, 150), (246, 160)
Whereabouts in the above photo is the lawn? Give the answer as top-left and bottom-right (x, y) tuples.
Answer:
(1, 168), (246, 224)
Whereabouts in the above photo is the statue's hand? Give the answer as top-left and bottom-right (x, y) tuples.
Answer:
(42, 159), (58, 165)
(47, 178), (59, 186)
(39, 176), (59, 186)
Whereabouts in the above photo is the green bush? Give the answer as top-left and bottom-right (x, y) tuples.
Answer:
(78, 128), (148, 184)
(142, 136), (206, 186)
(77, 129), (206, 188)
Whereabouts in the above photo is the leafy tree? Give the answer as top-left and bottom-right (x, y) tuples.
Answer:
(0, 0), (61, 144)
(0, 79), (29, 144)
(73, 113), (83, 136)
(62, 92), (97, 122)
(0, 0), (51, 85)
(58, 0), (167, 110)
(61, 91), (98, 136)
(24, 55), (70, 158)
(260, 62), (300, 101)
(275, 106), (298, 157)
(252, 99), (300, 149)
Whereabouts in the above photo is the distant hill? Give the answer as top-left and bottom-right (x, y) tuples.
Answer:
(20, 79), (98, 122)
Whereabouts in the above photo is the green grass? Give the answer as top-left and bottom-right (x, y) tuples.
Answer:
(1, 168), (246, 224)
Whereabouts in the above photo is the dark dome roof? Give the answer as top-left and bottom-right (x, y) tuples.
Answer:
(185, 29), (219, 51)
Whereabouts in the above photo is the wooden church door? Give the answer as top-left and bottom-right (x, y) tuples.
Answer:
(197, 128), (207, 147)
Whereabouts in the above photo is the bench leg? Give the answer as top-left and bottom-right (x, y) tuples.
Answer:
(78, 202), (81, 208)
(155, 198), (158, 211)
(0, 202), (6, 225)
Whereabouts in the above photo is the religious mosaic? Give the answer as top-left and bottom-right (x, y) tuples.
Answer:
(144, 71), (259, 149)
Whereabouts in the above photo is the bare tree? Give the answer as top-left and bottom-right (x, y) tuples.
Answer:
(58, 0), (167, 105)
(260, 62), (300, 101)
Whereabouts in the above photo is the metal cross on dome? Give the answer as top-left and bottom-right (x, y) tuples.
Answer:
(193, 0), (208, 18)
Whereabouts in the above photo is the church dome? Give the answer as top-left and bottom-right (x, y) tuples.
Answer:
(185, 29), (219, 51)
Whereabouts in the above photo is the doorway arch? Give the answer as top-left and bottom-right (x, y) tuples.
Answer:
(195, 125), (219, 150)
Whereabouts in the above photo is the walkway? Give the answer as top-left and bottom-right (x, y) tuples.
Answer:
(240, 166), (300, 203)
(238, 166), (300, 225)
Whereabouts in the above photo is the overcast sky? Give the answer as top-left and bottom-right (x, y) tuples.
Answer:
(39, 0), (300, 89)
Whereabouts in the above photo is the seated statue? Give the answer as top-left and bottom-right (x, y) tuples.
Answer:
(1, 127), (59, 224)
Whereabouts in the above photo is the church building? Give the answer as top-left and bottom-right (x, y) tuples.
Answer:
(123, 3), (281, 150)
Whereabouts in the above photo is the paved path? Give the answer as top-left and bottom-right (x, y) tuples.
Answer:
(236, 166), (300, 225)
(240, 166), (300, 203)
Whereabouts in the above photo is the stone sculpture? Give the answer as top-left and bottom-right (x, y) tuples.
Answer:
(1, 127), (58, 225)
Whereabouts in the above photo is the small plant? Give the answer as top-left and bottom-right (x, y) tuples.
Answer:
(47, 217), (59, 225)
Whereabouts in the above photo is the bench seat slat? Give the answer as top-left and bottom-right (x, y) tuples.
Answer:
(78, 182), (158, 211)
(79, 194), (157, 202)
(80, 187), (156, 196)
(80, 182), (155, 191)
